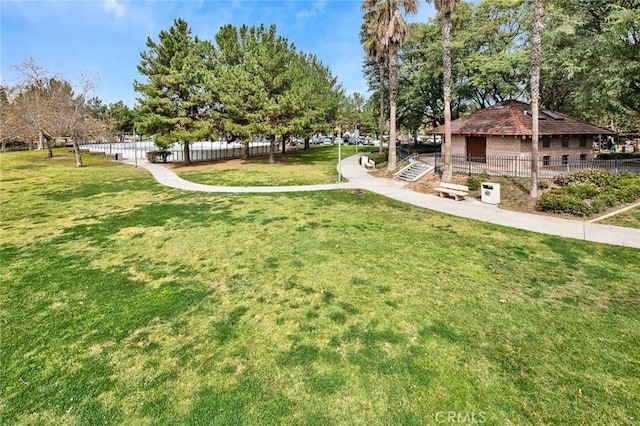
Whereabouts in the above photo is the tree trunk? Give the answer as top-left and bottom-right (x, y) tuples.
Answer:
(388, 44), (399, 172)
(244, 141), (250, 160)
(43, 134), (54, 159)
(378, 59), (386, 154)
(282, 134), (288, 154)
(269, 134), (276, 164)
(441, 11), (453, 183)
(72, 139), (84, 167)
(304, 137), (310, 150)
(183, 141), (191, 164)
(530, 0), (545, 198)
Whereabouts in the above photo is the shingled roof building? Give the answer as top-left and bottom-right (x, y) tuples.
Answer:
(429, 100), (616, 163)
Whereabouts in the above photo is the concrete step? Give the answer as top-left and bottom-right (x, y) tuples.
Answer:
(393, 162), (434, 182)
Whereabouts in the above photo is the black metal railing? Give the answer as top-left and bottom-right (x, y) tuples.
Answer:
(432, 154), (640, 178)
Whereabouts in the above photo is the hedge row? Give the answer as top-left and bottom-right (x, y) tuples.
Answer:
(596, 152), (640, 160)
(537, 169), (640, 216)
(367, 151), (389, 167)
(146, 151), (172, 163)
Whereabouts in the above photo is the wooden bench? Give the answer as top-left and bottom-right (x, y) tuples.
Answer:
(435, 182), (469, 201)
(360, 156), (375, 170)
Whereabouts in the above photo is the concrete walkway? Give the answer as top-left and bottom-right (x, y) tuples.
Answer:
(122, 155), (640, 249)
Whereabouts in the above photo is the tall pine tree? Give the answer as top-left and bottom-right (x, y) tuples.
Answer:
(210, 24), (301, 163)
(134, 19), (212, 164)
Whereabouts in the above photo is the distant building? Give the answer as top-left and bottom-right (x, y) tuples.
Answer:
(428, 100), (617, 163)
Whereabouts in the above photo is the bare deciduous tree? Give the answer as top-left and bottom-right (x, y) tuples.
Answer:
(0, 85), (26, 152)
(9, 58), (104, 166)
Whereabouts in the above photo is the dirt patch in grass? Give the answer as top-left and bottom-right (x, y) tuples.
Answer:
(370, 168), (393, 179)
(405, 173), (445, 194)
(51, 154), (76, 160)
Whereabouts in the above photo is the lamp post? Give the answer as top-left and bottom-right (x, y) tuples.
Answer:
(355, 125), (360, 154)
(133, 127), (138, 167)
(337, 127), (342, 183)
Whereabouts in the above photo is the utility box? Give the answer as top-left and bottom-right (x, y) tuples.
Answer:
(481, 182), (501, 204)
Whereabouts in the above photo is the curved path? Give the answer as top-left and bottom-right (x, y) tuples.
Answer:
(123, 155), (640, 249)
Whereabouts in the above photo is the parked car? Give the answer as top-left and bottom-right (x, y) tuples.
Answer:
(322, 137), (333, 145)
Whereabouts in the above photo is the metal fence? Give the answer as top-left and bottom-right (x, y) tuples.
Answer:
(430, 154), (640, 178)
(78, 140), (280, 163)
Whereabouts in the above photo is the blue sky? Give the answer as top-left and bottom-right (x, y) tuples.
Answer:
(1, 0), (437, 107)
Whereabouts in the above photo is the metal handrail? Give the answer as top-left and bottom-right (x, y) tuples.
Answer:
(393, 153), (419, 174)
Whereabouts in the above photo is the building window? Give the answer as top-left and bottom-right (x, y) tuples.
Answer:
(580, 136), (587, 147)
(562, 136), (569, 148)
(543, 155), (551, 166)
(580, 153), (587, 162)
(542, 136), (551, 148)
(562, 155), (569, 165)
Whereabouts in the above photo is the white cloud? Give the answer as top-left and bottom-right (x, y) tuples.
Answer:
(295, 0), (328, 21)
(103, 0), (126, 19)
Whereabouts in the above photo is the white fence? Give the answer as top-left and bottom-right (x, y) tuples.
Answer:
(78, 140), (280, 162)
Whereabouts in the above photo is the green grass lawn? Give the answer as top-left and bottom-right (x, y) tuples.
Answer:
(172, 145), (377, 186)
(600, 205), (640, 229)
(1, 149), (639, 425)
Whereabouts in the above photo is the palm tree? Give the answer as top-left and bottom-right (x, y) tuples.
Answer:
(530, 0), (545, 197)
(428, 0), (458, 182)
(362, 0), (418, 170)
(360, 18), (387, 153)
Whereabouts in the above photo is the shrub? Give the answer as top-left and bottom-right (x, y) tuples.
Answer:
(479, 171), (490, 180)
(590, 198), (605, 214)
(616, 186), (640, 203)
(410, 144), (441, 154)
(554, 169), (615, 187)
(537, 181), (549, 190)
(564, 183), (600, 199)
(146, 150), (171, 163)
(368, 151), (389, 167)
(537, 192), (592, 216)
(596, 152), (640, 160)
(614, 173), (640, 189)
(600, 192), (619, 208)
(538, 169), (640, 217)
(591, 193), (617, 213)
(466, 176), (481, 191)
(554, 169), (616, 188)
